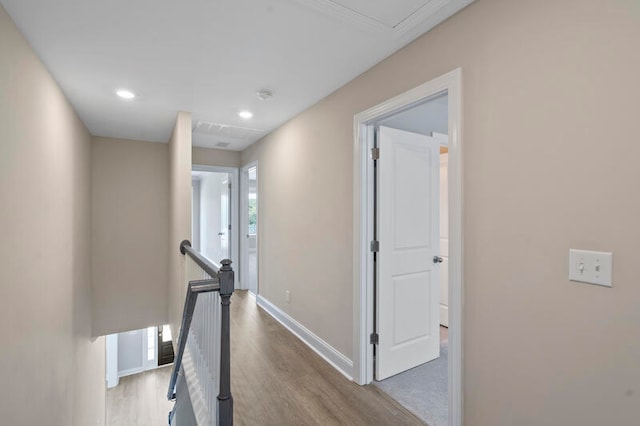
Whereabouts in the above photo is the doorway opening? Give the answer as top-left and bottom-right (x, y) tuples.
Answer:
(191, 165), (239, 269)
(157, 324), (175, 366)
(105, 324), (175, 389)
(353, 69), (462, 426)
(241, 162), (259, 295)
(104, 324), (175, 424)
(373, 95), (450, 426)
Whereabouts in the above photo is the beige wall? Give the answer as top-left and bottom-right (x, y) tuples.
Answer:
(169, 112), (193, 337)
(91, 137), (170, 336)
(193, 146), (241, 168)
(0, 5), (105, 425)
(242, 0), (640, 424)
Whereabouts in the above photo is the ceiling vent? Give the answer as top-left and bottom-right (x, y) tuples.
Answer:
(215, 142), (230, 148)
(257, 89), (274, 101)
(193, 120), (264, 141)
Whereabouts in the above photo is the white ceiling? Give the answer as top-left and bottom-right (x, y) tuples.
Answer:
(1, 0), (473, 151)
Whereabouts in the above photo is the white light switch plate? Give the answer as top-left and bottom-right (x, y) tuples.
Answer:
(569, 249), (613, 287)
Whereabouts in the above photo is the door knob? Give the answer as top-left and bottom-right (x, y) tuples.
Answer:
(218, 232), (225, 236)
(433, 256), (444, 264)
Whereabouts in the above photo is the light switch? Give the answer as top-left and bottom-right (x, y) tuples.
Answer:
(569, 249), (613, 287)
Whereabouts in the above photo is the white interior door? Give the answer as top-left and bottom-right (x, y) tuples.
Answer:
(376, 126), (441, 380)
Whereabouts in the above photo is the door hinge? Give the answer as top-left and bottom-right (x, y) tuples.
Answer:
(371, 147), (380, 160)
(370, 240), (379, 252)
(370, 332), (379, 345)
(228, 224), (231, 231)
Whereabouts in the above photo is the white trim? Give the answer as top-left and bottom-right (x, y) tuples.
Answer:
(143, 326), (158, 371)
(293, 0), (387, 33)
(117, 366), (144, 378)
(106, 334), (119, 388)
(240, 161), (259, 293)
(292, 0), (476, 48)
(191, 179), (202, 251)
(433, 131), (449, 146)
(256, 294), (354, 380)
(352, 68), (463, 426)
(117, 361), (171, 378)
(393, 0), (476, 46)
(192, 164), (240, 286)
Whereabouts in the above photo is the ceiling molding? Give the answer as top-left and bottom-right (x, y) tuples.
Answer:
(394, 0), (451, 36)
(393, 0), (476, 45)
(293, 0), (390, 33)
(295, 0), (476, 47)
(192, 120), (264, 140)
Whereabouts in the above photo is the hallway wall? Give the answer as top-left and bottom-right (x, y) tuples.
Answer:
(0, 4), (105, 425)
(91, 137), (170, 336)
(193, 146), (241, 168)
(168, 112), (193, 339)
(241, 0), (640, 424)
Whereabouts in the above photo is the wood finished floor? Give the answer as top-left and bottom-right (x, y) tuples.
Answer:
(106, 365), (174, 426)
(107, 290), (425, 425)
(232, 290), (424, 426)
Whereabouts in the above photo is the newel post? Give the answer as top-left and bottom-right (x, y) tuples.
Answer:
(217, 259), (234, 425)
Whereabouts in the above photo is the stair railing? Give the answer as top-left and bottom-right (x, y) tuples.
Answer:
(167, 240), (234, 426)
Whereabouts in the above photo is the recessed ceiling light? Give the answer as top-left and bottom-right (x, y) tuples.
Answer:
(238, 110), (253, 119)
(116, 89), (135, 99)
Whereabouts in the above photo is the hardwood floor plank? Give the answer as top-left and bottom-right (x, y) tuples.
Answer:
(106, 365), (174, 426)
(107, 291), (424, 425)
(231, 290), (424, 426)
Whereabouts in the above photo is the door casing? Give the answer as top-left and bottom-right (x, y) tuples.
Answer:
(240, 161), (259, 294)
(352, 68), (463, 426)
(192, 165), (239, 275)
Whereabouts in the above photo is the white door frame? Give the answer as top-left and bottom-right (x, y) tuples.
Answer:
(142, 326), (158, 371)
(191, 178), (201, 251)
(240, 161), (259, 293)
(352, 68), (463, 426)
(192, 165), (239, 276)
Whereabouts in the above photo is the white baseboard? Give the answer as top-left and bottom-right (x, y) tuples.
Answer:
(118, 366), (144, 378)
(118, 361), (171, 379)
(256, 295), (354, 380)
